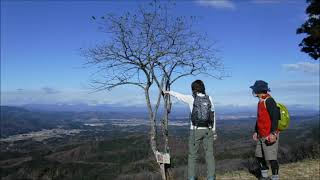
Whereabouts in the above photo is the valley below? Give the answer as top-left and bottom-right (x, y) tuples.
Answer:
(0, 106), (319, 180)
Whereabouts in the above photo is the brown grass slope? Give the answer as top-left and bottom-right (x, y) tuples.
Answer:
(217, 159), (319, 180)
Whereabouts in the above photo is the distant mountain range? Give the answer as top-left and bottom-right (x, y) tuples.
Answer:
(22, 103), (148, 113)
(20, 103), (319, 116)
(0, 106), (58, 137)
(1, 104), (319, 138)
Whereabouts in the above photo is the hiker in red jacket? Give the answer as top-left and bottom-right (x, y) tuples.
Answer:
(250, 80), (280, 180)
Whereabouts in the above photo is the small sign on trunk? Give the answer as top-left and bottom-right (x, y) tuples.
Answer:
(156, 151), (170, 164)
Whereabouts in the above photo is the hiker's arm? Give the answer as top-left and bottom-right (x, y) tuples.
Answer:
(255, 122), (258, 133)
(254, 102), (258, 135)
(209, 96), (216, 132)
(266, 98), (279, 133)
(252, 122), (258, 141)
(165, 91), (193, 105)
(209, 96), (217, 140)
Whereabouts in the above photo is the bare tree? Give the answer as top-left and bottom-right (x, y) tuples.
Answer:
(82, 1), (225, 179)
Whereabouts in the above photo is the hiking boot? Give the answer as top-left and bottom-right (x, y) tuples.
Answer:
(258, 169), (269, 180)
(207, 176), (215, 180)
(258, 177), (270, 180)
(271, 175), (279, 180)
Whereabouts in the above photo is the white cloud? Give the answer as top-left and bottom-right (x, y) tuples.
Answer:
(250, 0), (301, 5)
(269, 80), (319, 108)
(211, 79), (319, 108)
(0, 87), (149, 106)
(42, 87), (60, 94)
(196, 0), (236, 9)
(283, 62), (320, 76)
(1, 79), (318, 108)
(250, 0), (281, 4)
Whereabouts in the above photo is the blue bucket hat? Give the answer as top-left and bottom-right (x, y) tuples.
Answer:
(250, 80), (270, 94)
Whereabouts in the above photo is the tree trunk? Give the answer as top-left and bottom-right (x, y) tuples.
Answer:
(162, 83), (172, 179)
(144, 87), (168, 179)
(160, 163), (166, 180)
(163, 93), (170, 153)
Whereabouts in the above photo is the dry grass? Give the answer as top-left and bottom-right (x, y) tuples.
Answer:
(115, 159), (319, 180)
(218, 159), (320, 180)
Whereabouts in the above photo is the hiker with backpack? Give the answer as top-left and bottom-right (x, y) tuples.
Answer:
(163, 80), (216, 180)
(250, 80), (289, 180)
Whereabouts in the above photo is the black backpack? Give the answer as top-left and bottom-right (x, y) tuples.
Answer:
(191, 95), (214, 128)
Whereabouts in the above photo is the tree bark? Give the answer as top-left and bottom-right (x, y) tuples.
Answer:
(144, 87), (157, 155)
(163, 92), (170, 153)
(160, 163), (166, 180)
(145, 86), (169, 180)
(162, 81), (172, 179)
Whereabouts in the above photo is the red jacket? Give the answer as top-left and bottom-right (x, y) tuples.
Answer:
(256, 94), (276, 137)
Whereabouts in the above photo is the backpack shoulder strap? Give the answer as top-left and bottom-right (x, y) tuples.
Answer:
(206, 95), (212, 108)
(263, 96), (271, 109)
(263, 96), (277, 109)
(192, 94), (197, 103)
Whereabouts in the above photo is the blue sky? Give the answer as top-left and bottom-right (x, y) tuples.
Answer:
(1, 0), (319, 109)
